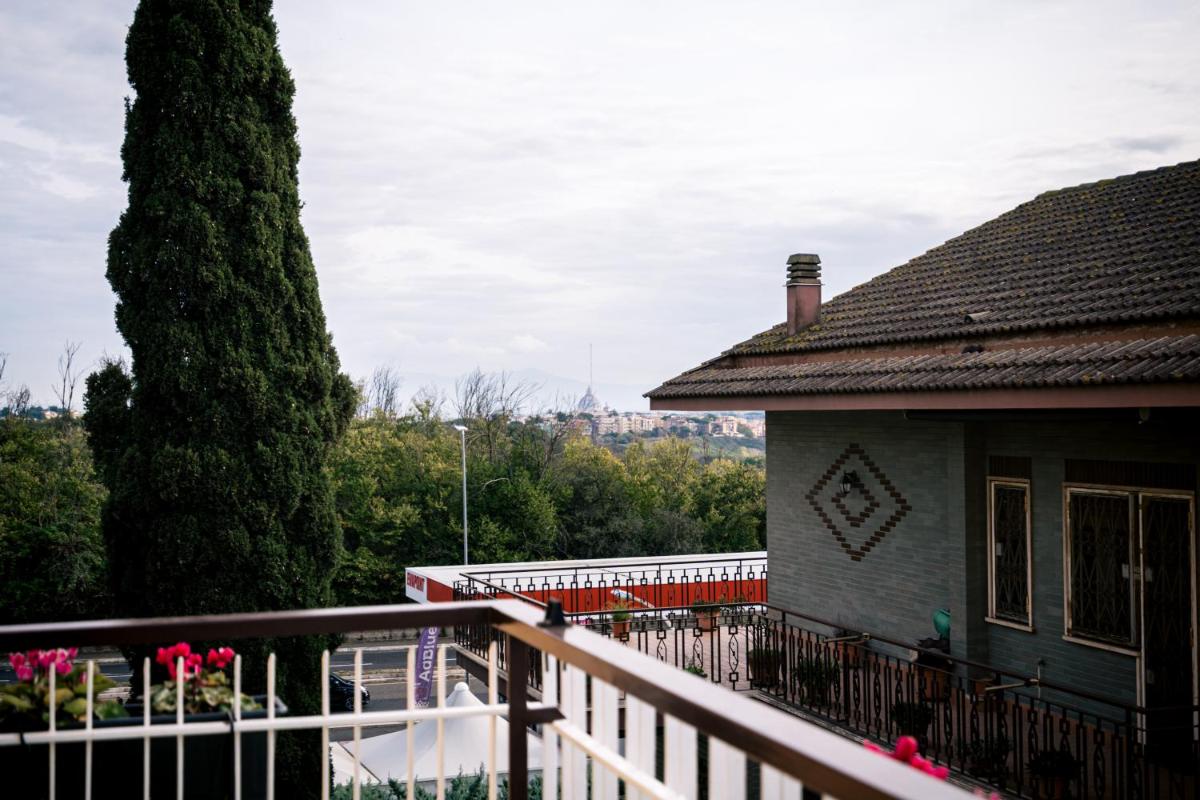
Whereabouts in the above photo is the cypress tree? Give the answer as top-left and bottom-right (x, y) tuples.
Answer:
(85, 2), (354, 793)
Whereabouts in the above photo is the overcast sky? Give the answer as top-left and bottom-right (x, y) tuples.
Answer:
(2, 0), (1198, 409)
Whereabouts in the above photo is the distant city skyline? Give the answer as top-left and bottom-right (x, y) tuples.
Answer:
(3, 1), (1199, 406)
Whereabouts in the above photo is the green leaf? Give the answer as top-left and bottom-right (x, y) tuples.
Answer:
(0, 693), (35, 712)
(95, 701), (129, 720)
(63, 697), (87, 718)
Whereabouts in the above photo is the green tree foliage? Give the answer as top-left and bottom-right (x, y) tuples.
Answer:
(83, 3), (353, 795)
(325, 392), (766, 601)
(0, 418), (108, 623)
(331, 414), (461, 605)
(692, 459), (767, 552)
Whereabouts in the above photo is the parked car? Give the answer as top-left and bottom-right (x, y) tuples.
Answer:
(329, 672), (370, 711)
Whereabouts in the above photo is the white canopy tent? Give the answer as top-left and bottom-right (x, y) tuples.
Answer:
(333, 682), (543, 788)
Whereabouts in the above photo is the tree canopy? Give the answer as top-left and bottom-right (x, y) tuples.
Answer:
(84, 2), (353, 794)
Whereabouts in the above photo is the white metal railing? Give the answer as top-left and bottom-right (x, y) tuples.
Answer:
(0, 642), (519, 800)
(0, 600), (972, 800)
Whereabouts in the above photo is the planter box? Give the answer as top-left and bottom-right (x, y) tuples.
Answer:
(1, 695), (286, 799)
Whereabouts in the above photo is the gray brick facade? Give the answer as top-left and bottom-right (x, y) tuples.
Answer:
(766, 410), (1199, 708)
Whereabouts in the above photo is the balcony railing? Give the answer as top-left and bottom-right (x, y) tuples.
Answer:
(0, 600), (966, 800)
(455, 584), (1198, 800)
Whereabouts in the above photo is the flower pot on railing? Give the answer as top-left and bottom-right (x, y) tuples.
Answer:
(2, 645), (284, 799)
(1, 695), (287, 799)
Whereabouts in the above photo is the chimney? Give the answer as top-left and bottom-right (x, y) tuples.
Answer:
(786, 253), (821, 335)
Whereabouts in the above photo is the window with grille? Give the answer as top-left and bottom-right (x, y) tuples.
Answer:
(987, 479), (1032, 628)
(1065, 490), (1136, 647)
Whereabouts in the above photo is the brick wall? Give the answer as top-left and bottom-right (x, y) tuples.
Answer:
(766, 409), (1199, 710)
(766, 410), (969, 652)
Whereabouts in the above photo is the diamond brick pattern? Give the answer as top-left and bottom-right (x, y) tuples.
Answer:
(805, 444), (912, 562)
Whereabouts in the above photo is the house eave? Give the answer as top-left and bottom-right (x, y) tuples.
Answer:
(648, 382), (1200, 412)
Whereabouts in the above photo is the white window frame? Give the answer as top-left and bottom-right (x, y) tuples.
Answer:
(986, 477), (1034, 631)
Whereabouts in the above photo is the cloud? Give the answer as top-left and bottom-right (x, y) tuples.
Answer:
(2, 0), (1200, 405)
(1111, 135), (1184, 154)
(509, 334), (550, 353)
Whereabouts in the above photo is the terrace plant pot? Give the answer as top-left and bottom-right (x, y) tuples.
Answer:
(693, 608), (719, 632)
(748, 647), (782, 689)
(890, 700), (934, 753)
(0, 696), (286, 799)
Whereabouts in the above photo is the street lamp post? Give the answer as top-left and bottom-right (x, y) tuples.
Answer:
(453, 424), (469, 564)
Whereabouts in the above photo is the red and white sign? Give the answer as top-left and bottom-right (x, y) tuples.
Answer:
(405, 570), (427, 602)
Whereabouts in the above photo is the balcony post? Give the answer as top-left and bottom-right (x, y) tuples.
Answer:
(507, 634), (529, 800)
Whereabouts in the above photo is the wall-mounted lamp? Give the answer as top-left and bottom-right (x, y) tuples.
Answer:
(838, 470), (861, 499)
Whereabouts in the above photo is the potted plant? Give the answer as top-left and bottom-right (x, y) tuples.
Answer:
(684, 661), (708, 679)
(791, 656), (839, 708)
(1, 648), (128, 730)
(2, 644), (281, 799)
(691, 596), (722, 632)
(748, 646), (782, 689)
(721, 594), (752, 624)
(1028, 748), (1079, 799)
(967, 735), (1010, 781)
(891, 700), (934, 751)
(607, 602), (632, 638)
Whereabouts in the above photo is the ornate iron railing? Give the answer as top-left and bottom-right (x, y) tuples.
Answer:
(452, 589), (1199, 800)
(0, 601), (969, 800)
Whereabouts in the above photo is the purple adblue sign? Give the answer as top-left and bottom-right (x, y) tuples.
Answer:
(413, 626), (439, 708)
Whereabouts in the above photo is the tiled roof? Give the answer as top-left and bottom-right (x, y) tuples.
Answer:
(646, 336), (1200, 399)
(728, 160), (1200, 356)
(648, 160), (1200, 404)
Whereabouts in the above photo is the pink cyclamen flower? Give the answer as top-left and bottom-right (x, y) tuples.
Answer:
(8, 652), (26, 669)
(865, 736), (950, 780)
(37, 650), (55, 669)
(206, 647), (235, 669)
(15, 664), (34, 682)
(55, 659), (72, 676)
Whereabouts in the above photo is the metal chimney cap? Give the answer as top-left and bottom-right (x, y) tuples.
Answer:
(786, 253), (821, 285)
